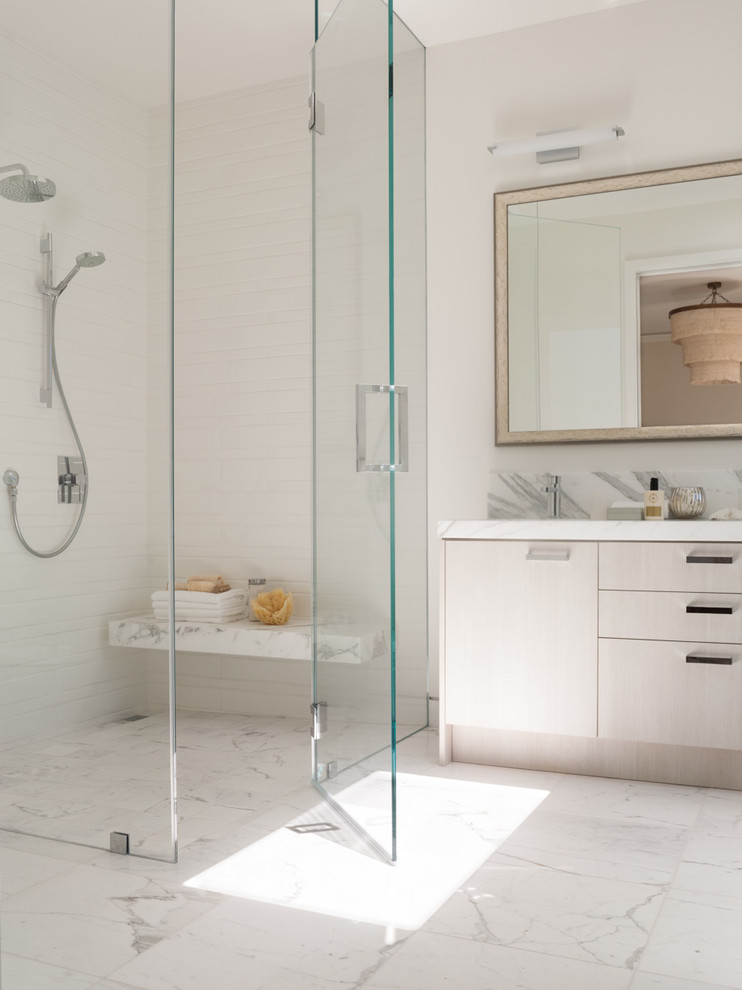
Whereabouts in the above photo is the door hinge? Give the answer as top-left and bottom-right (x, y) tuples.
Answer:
(110, 831), (130, 855)
(308, 92), (325, 134)
(311, 700), (327, 740)
(316, 760), (338, 782)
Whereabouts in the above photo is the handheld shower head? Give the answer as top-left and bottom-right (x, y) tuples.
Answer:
(54, 251), (106, 294)
(76, 251), (105, 269)
(0, 163), (56, 203)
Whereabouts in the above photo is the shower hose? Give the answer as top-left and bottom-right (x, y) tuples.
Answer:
(3, 294), (89, 557)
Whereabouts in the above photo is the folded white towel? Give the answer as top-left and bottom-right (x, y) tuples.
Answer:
(709, 507), (742, 520)
(151, 589), (246, 605)
(155, 612), (246, 622)
(155, 612), (245, 625)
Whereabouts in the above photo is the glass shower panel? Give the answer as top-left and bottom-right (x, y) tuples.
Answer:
(0, 2), (176, 860)
(312, 0), (395, 858)
(389, 12), (428, 749)
(312, 0), (427, 862)
(536, 217), (622, 430)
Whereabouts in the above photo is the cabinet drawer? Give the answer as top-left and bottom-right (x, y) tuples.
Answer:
(600, 590), (742, 642)
(599, 638), (742, 749)
(599, 542), (742, 593)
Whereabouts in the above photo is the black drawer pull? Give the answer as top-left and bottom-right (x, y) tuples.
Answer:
(686, 654), (734, 665)
(686, 605), (734, 615)
(686, 555), (733, 565)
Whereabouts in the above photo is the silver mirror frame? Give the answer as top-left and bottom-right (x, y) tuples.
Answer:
(494, 158), (742, 445)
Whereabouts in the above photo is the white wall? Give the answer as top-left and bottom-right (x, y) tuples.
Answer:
(426, 0), (742, 689)
(0, 29), (155, 743)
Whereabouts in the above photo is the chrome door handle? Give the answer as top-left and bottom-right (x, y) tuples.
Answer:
(355, 384), (408, 473)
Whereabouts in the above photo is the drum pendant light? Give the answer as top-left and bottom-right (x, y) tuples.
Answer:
(669, 282), (742, 384)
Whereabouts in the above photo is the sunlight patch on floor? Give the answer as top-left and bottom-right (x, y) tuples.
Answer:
(185, 772), (549, 929)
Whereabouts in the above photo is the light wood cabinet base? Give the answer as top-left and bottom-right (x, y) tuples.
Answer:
(448, 724), (742, 791)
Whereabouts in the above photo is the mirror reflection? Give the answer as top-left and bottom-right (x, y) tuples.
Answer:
(495, 160), (742, 444)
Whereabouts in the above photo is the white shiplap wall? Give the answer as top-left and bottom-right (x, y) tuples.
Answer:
(146, 77), (313, 716)
(0, 29), (155, 744)
(170, 78), (312, 610)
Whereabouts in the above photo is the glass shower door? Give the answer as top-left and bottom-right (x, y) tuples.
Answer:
(311, 0), (427, 862)
(0, 0), (175, 861)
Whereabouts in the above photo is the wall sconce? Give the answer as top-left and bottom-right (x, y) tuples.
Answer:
(487, 126), (625, 164)
(670, 282), (742, 385)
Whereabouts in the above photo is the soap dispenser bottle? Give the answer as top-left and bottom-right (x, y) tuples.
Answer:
(644, 477), (665, 519)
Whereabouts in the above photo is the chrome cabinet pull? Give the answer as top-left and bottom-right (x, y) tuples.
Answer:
(685, 605), (734, 615)
(686, 654), (734, 665)
(525, 550), (570, 561)
(686, 554), (733, 564)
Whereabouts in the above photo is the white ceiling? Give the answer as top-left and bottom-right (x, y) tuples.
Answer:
(6, 0), (649, 107)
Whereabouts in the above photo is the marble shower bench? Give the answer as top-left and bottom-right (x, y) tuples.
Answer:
(108, 615), (386, 665)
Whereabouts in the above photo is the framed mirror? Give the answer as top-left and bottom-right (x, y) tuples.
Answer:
(494, 159), (742, 444)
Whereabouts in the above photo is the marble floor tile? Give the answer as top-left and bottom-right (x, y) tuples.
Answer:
(105, 898), (410, 990)
(543, 774), (707, 828)
(1, 954), (105, 989)
(129, 784), (322, 872)
(671, 858), (742, 901)
(0, 846), (78, 898)
(181, 771), (549, 930)
(673, 830), (742, 899)
(499, 809), (689, 884)
(0, 828), (103, 865)
(694, 788), (742, 833)
(630, 974), (734, 990)
(360, 930), (634, 990)
(0, 712), (310, 859)
(1, 720), (742, 990)
(425, 859), (665, 970)
(637, 888), (742, 989)
(1, 862), (223, 978)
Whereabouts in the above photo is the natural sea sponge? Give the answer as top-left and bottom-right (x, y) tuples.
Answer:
(251, 587), (293, 625)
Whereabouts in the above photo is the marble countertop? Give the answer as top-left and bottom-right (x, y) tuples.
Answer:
(438, 519), (742, 542)
(109, 615), (387, 665)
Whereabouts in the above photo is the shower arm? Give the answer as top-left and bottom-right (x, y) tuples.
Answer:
(0, 162), (30, 178)
(40, 233), (54, 407)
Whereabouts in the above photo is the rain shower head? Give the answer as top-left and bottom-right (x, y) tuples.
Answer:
(0, 163), (56, 203)
(54, 251), (106, 294)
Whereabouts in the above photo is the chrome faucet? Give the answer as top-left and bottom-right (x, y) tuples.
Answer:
(542, 474), (562, 519)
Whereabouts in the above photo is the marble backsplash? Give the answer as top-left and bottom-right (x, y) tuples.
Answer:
(488, 469), (742, 520)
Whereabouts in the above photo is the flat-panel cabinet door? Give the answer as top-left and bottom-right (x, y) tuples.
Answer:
(444, 540), (598, 736)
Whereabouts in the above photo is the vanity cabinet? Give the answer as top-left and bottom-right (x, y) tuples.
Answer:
(443, 540), (597, 737)
(598, 542), (742, 751)
(439, 522), (742, 789)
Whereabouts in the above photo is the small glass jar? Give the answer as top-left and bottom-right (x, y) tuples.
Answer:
(247, 578), (267, 621)
(668, 486), (706, 519)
